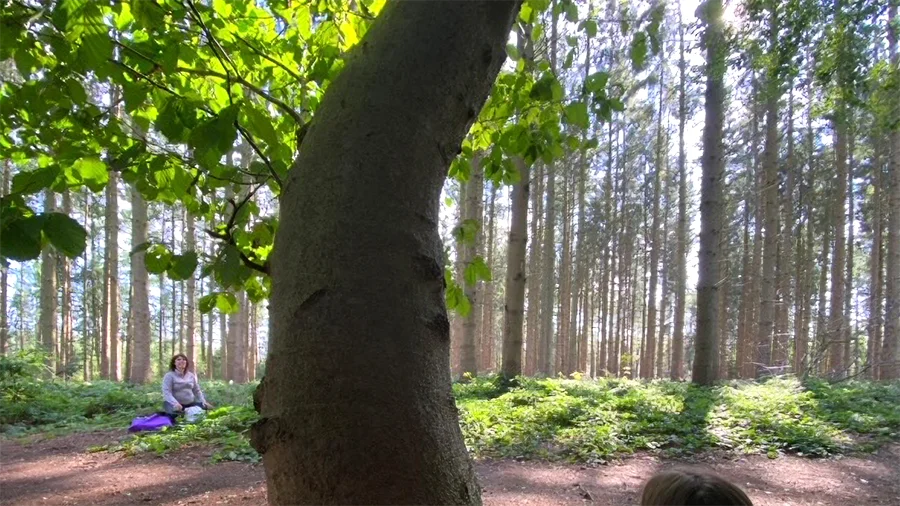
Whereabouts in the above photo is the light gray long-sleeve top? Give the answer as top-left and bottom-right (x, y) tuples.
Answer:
(161, 370), (207, 406)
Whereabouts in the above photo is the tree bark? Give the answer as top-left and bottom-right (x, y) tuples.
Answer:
(186, 211), (197, 368)
(0, 160), (9, 355)
(482, 185), (498, 372)
(829, 114), (848, 377)
(868, 138), (884, 378)
(502, 158), (530, 379)
(672, 11), (688, 380)
(881, 2), (900, 381)
(40, 190), (58, 375)
(693, 0), (725, 386)
(251, 3), (520, 503)
(460, 155), (484, 376)
(129, 186), (151, 384)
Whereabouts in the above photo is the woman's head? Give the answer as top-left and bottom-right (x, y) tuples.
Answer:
(641, 469), (753, 506)
(170, 353), (190, 372)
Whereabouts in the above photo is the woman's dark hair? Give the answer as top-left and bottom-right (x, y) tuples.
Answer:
(169, 353), (191, 372)
(641, 469), (753, 506)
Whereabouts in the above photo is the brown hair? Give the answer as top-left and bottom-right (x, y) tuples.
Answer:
(641, 469), (753, 506)
(169, 353), (191, 372)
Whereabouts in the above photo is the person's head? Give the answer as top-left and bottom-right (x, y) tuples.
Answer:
(170, 353), (190, 372)
(641, 469), (753, 506)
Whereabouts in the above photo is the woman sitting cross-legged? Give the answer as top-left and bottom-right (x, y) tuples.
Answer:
(162, 353), (213, 418)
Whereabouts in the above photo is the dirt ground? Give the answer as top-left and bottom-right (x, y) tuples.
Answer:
(2, 431), (899, 505)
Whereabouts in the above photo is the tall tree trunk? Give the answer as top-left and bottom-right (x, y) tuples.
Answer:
(129, 187), (151, 384)
(642, 50), (665, 379)
(186, 211), (197, 368)
(868, 139), (884, 378)
(844, 127), (856, 373)
(881, 3), (900, 381)
(525, 162), (543, 375)
(249, 302), (258, 382)
(502, 158), (530, 379)
(829, 114), (848, 377)
(460, 155), (484, 376)
(558, 168), (573, 374)
(40, 190), (58, 375)
(693, 0), (725, 386)
(775, 85), (795, 370)
(672, 12), (688, 380)
(101, 175), (119, 380)
(0, 160), (9, 355)
(60, 191), (74, 377)
(758, 17), (780, 376)
(539, 3), (560, 377)
(482, 186), (498, 372)
(250, 3), (520, 503)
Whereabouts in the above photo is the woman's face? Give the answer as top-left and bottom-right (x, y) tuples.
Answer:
(175, 357), (187, 370)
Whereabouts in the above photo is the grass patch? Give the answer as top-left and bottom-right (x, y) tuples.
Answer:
(4, 352), (899, 464)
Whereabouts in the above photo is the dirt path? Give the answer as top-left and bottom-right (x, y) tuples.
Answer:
(2, 432), (899, 505)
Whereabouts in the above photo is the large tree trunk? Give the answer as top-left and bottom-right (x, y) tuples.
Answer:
(40, 190), (58, 375)
(672, 12), (688, 381)
(758, 23), (780, 376)
(0, 160), (9, 355)
(251, 3), (520, 503)
(829, 115), (848, 377)
(881, 3), (900, 381)
(502, 158), (530, 379)
(692, 0), (725, 386)
(129, 187), (151, 384)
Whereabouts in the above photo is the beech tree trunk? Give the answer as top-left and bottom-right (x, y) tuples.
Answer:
(502, 158), (530, 379)
(129, 187), (151, 383)
(40, 190), (58, 375)
(251, 3), (520, 503)
(693, 0), (725, 386)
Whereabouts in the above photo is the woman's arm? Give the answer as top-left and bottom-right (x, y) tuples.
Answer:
(161, 372), (179, 406)
(191, 373), (208, 405)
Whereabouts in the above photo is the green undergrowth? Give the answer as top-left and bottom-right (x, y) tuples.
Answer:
(4, 351), (899, 464)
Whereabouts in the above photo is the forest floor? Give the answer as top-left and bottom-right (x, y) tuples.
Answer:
(2, 431), (899, 506)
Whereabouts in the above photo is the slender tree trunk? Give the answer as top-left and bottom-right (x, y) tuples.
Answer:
(882, 3), (900, 381)
(249, 302), (258, 382)
(250, 4), (520, 503)
(775, 85), (795, 370)
(844, 127), (856, 373)
(672, 12), (688, 380)
(502, 158), (530, 379)
(59, 192), (74, 377)
(558, 168), (573, 374)
(693, 0), (725, 386)
(460, 155), (484, 376)
(815, 204), (832, 375)
(482, 185), (498, 372)
(829, 114), (848, 377)
(186, 212), (197, 367)
(40, 190), (58, 375)
(0, 160), (9, 355)
(129, 187), (151, 384)
(526, 163), (543, 375)
(869, 139), (884, 378)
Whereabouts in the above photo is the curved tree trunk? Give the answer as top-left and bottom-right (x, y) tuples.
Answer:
(251, 3), (520, 503)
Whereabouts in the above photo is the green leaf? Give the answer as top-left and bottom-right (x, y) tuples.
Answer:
(198, 293), (217, 314)
(145, 244), (173, 274)
(585, 71), (609, 93)
(564, 1), (579, 22)
(43, 213), (87, 258)
(189, 104), (240, 169)
(454, 219), (480, 245)
(630, 32), (648, 70)
(11, 167), (61, 195)
(564, 102), (590, 129)
(464, 256), (493, 285)
(506, 43), (520, 61)
(215, 292), (240, 314)
(217, 244), (250, 289)
(242, 106), (279, 148)
(168, 251), (198, 281)
(584, 19), (598, 37)
(0, 215), (46, 261)
(70, 157), (109, 192)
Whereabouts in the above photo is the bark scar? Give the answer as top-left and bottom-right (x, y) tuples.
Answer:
(298, 288), (328, 313)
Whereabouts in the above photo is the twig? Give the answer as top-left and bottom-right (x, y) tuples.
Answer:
(235, 123), (283, 188)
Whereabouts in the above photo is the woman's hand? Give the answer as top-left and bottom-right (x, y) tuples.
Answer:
(173, 402), (183, 411)
(203, 401), (213, 410)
